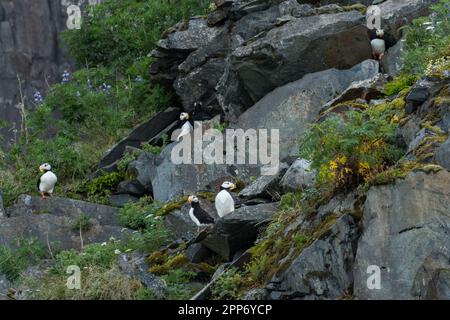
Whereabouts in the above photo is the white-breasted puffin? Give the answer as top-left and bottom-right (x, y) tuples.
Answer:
(187, 195), (215, 232)
(368, 28), (387, 61)
(37, 163), (57, 199)
(215, 181), (236, 218)
(176, 112), (194, 141)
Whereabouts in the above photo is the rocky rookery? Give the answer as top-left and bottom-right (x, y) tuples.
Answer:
(170, 122), (280, 176)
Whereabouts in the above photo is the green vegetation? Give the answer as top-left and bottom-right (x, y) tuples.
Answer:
(0, 0), (210, 206)
(0, 238), (50, 281)
(402, 0), (450, 75)
(299, 101), (404, 191)
(70, 213), (92, 232)
(383, 74), (419, 96)
(211, 268), (244, 300)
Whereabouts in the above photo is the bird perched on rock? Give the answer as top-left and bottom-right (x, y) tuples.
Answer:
(369, 28), (387, 61)
(176, 112), (194, 142)
(37, 163), (57, 199)
(187, 195), (215, 233)
(215, 181), (236, 218)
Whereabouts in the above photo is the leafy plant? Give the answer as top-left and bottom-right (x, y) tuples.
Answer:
(299, 104), (403, 191)
(211, 268), (243, 300)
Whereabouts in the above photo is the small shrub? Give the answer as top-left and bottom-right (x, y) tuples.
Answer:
(299, 104), (403, 191)
(70, 213), (92, 232)
(0, 238), (50, 281)
(383, 74), (419, 96)
(211, 268), (243, 300)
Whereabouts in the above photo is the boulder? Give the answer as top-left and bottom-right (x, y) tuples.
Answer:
(127, 151), (160, 193)
(412, 252), (450, 299)
(238, 163), (288, 200)
(435, 137), (450, 170)
(279, 159), (316, 192)
(108, 194), (139, 208)
(186, 243), (215, 263)
(116, 180), (148, 197)
(270, 215), (358, 299)
(117, 252), (166, 297)
(0, 195), (125, 250)
(202, 203), (278, 260)
(378, 0), (438, 40)
(320, 73), (386, 114)
(353, 171), (450, 299)
(381, 39), (404, 76)
(151, 142), (259, 202)
(405, 78), (445, 114)
(234, 60), (380, 159)
(98, 107), (180, 169)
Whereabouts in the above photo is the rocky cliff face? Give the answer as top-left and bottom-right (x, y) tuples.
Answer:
(0, 0), (95, 145)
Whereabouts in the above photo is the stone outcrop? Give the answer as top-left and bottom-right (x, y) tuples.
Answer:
(353, 171), (450, 300)
(0, 195), (125, 250)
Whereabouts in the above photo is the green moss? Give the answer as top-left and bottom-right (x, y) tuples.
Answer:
(155, 196), (189, 216)
(342, 3), (367, 14)
(383, 74), (418, 96)
(421, 121), (446, 135)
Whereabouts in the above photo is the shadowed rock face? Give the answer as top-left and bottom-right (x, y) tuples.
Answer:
(0, 0), (73, 144)
(353, 171), (450, 300)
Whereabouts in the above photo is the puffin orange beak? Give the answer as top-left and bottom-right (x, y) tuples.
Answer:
(230, 183), (237, 191)
(187, 196), (193, 204)
(39, 165), (44, 172)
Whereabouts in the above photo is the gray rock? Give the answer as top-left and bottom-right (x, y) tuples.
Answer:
(164, 198), (216, 241)
(275, 215), (358, 299)
(0, 0), (93, 145)
(231, 11), (372, 106)
(108, 194), (139, 208)
(279, 159), (316, 192)
(435, 137), (450, 170)
(238, 163), (288, 200)
(242, 288), (269, 300)
(354, 171), (450, 299)
(151, 141), (259, 202)
(412, 252), (450, 299)
(127, 151), (160, 193)
(381, 39), (404, 76)
(117, 252), (166, 297)
(235, 60), (380, 159)
(186, 243), (214, 263)
(320, 73), (386, 114)
(1, 195), (125, 250)
(117, 180), (148, 197)
(202, 203), (278, 260)
(378, 0), (439, 40)
(98, 107), (180, 169)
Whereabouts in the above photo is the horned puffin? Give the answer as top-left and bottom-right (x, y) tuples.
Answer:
(176, 112), (194, 141)
(368, 28), (387, 61)
(37, 163), (57, 199)
(187, 195), (215, 232)
(215, 181), (236, 218)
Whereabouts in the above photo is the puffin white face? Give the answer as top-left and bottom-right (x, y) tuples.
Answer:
(187, 195), (199, 204)
(376, 29), (384, 37)
(180, 112), (190, 121)
(39, 163), (52, 172)
(221, 181), (236, 191)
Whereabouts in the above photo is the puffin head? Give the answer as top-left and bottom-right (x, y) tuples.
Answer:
(180, 112), (190, 121)
(187, 195), (199, 204)
(376, 29), (384, 37)
(39, 163), (52, 172)
(221, 181), (236, 191)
